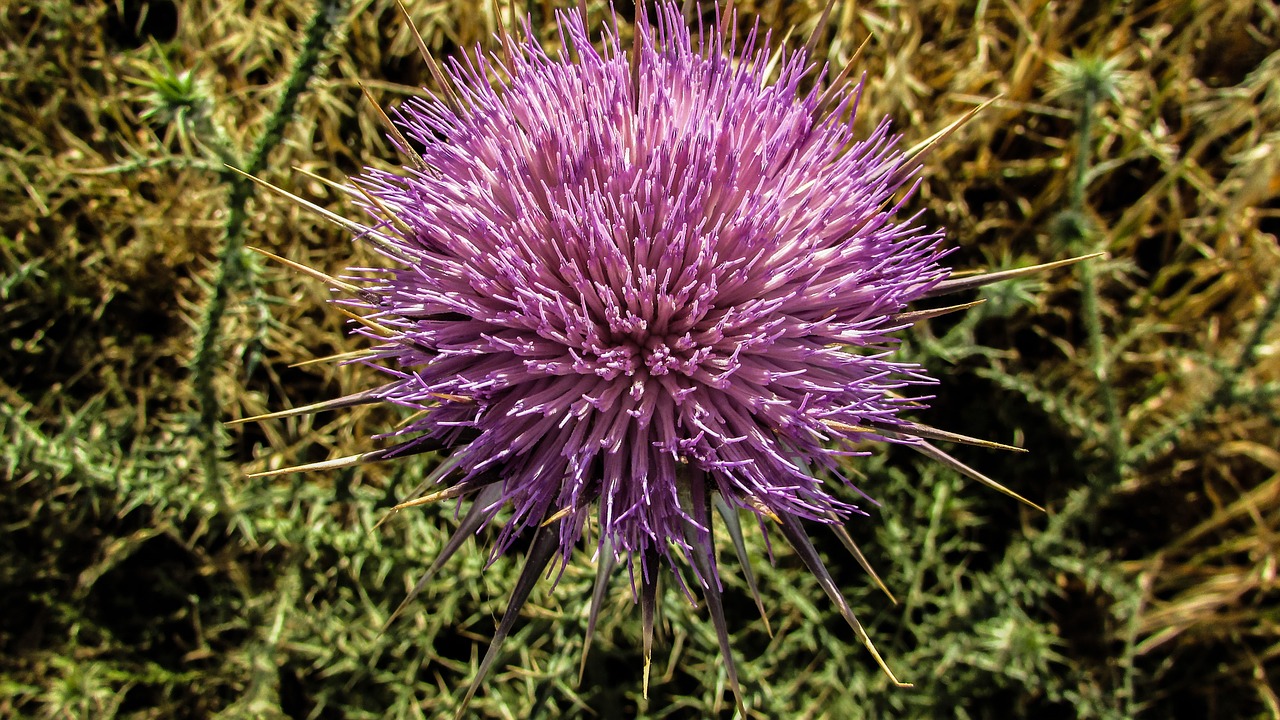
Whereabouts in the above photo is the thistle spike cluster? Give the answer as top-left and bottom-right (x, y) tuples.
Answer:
(242, 1), (1091, 714)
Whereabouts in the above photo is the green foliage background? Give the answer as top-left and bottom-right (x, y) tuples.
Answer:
(3, 0), (1278, 717)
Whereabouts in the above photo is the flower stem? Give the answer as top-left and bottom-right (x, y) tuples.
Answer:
(190, 0), (348, 502)
(1071, 87), (1126, 479)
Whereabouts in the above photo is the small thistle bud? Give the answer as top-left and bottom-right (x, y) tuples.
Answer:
(1048, 53), (1131, 107)
(130, 48), (208, 125)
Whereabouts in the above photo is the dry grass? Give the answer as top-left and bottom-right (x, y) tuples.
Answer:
(2, 0), (1278, 717)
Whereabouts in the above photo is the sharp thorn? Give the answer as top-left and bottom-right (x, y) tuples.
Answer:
(245, 246), (362, 294)
(247, 449), (380, 479)
(347, 177), (416, 238)
(817, 35), (872, 114)
(578, 542), (617, 685)
(387, 482), (480, 514)
(455, 526), (559, 719)
(395, 0), (462, 110)
(288, 349), (376, 368)
(893, 299), (986, 324)
(374, 454), (466, 529)
(924, 254), (1107, 299)
(826, 512), (897, 604)
(247, 438), (443, 480)
(714, 494), (772, 637)
(685, 492), (746, 716)
(225, 166), (395, 244)
(540, 505), (574, 527)
(868, 420), (1028, 453)
(912, 441), (1045, 512)
(803, 0), (838, 62)
(640, 560), (658, 700)
(288, 165), (356, 196)
(899, 95), (1002, 173)
(226, 390), (377, 426)
(777, 514), (911, 688)
(335, 306), (395, 336)
(384, 483), (504, 629)
(358, 82), (430, 172)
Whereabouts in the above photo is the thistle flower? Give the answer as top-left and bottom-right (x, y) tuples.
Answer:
(240, 1), (1091, 713)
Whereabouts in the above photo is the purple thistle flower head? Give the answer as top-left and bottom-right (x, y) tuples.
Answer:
(248, 0), (1068, 713)
(357, 2), (945, 565)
